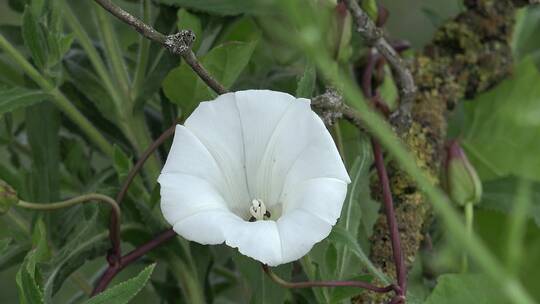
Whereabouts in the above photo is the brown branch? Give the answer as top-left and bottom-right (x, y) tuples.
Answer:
(92, 0), (227, 95)
(342, 0), (416, 113)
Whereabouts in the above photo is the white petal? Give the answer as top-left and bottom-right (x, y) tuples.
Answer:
(172, 209), (283, 266)
(281, 177), (348, 225)
(224, 220), (283, 266)
(283, 113), (351, 187)
(234, 90), (296, 198)
(277, 209), (333, 263)
(160, 125), (225, 196)
(253, 98), (349, 207)
(159, 173), (228, 226)
(173, 210), (240, 244)
(184, 93), (250, 215)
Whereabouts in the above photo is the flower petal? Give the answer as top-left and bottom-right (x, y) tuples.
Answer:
(234, 90), (296, 197)
(224, 220), (282, 266)
(253, 97), (349, 207)
(159, 173), (228, 226)
(160, 125), (225, 195)
(282, 114), (351, 187)
(184, 93), (250, 215)
(173, 210), (240, 244)
(172, 209), (283, 266)
(281, 177), (348, 225)
(277, 209), (333, 263)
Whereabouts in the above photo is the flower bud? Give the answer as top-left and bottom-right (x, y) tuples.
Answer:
(444, 140), (482, 206)
(0, 179), (18, 214)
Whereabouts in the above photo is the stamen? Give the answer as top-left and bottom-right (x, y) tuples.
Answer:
(249, 199), (270, 221)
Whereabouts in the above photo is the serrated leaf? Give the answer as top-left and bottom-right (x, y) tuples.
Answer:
(162, 41), (257, 113)
(16, 219), (49, 304)
(43, 209), (108, 301)
(84, 264), (156, 304)
(22, 6), (48, 70)
(424, 274), (505, 304)
(296, 63), (316, 98)
(0, 85), (48, 115)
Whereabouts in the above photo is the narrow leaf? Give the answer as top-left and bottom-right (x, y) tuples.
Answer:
(84, 264), (156, 304)
(0, 86), (48, 115)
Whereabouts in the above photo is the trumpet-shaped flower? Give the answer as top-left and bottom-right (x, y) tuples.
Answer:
(158, 90), (351, 266)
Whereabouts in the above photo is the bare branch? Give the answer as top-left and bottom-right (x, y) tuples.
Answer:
(342, 0), (416, 113)
(92, 0), (227, 95)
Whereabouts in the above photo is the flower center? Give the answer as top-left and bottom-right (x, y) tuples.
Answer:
(249, 199), (271, 222)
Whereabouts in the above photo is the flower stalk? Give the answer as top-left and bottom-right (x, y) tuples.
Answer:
(262, 264), (396, 294)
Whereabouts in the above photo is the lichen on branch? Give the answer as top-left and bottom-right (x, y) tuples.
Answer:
(359, 0), (533, 302)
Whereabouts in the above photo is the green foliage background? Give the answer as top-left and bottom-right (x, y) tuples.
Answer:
(0, 0), (539, 303)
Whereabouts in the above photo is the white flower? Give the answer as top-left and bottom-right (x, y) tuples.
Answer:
(158, 90), (351, 266)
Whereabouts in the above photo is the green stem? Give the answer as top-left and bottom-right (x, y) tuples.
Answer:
(17, 193), (120, 221)
(167, 254), (206, 304)
(61, 0), (124, 110)
(506, 181), (532, 274)
(462, 203), (474, 273)
(94, 5), (131, 98)
(302, 43), (536, 304)
(131, 0), (152, 100)
(128, 113), (162, 181)
(0, 34), (113, 156)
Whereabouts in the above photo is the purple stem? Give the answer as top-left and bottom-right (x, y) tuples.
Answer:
(261, 264), (397, 294)
(92, 228), (176, 295)
(371, 139), (406, 297)
(108, 123), (176, 261)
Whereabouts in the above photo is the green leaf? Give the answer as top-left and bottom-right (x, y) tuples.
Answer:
(25, 101), (60, 203)
(177, 9), (202, 51)
(0, 238), (11, 254)
(329, 274), (372, 304)
(231, 252), (291, 304)
(43, 209), (109, 301)
(513, 7), (540, 65)
(479, 176), (540, 227)
(424, 274), (505, 304)
(216, 17), (262, 45)
(462, 58), (540, 182)
(0, 86), (48, 115)
(156, 0), (273, 16)
(296, 62), (316, 98)
(16, 219), (50, 304)
(84, 264), (156, 304)
(22, 6), (48, 70)
(64, 59), (118, 123)
(328, 226), (389, 284)
(163, 41), (257, 113)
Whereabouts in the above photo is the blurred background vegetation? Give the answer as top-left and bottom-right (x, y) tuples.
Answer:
(1, 0), (540, 303)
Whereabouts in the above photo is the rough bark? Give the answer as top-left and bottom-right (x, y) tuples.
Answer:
(358, 0), (531, 302)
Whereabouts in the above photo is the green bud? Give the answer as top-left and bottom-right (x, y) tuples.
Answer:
(0, 180), (18, 214)
(444, 140), (482, 206)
